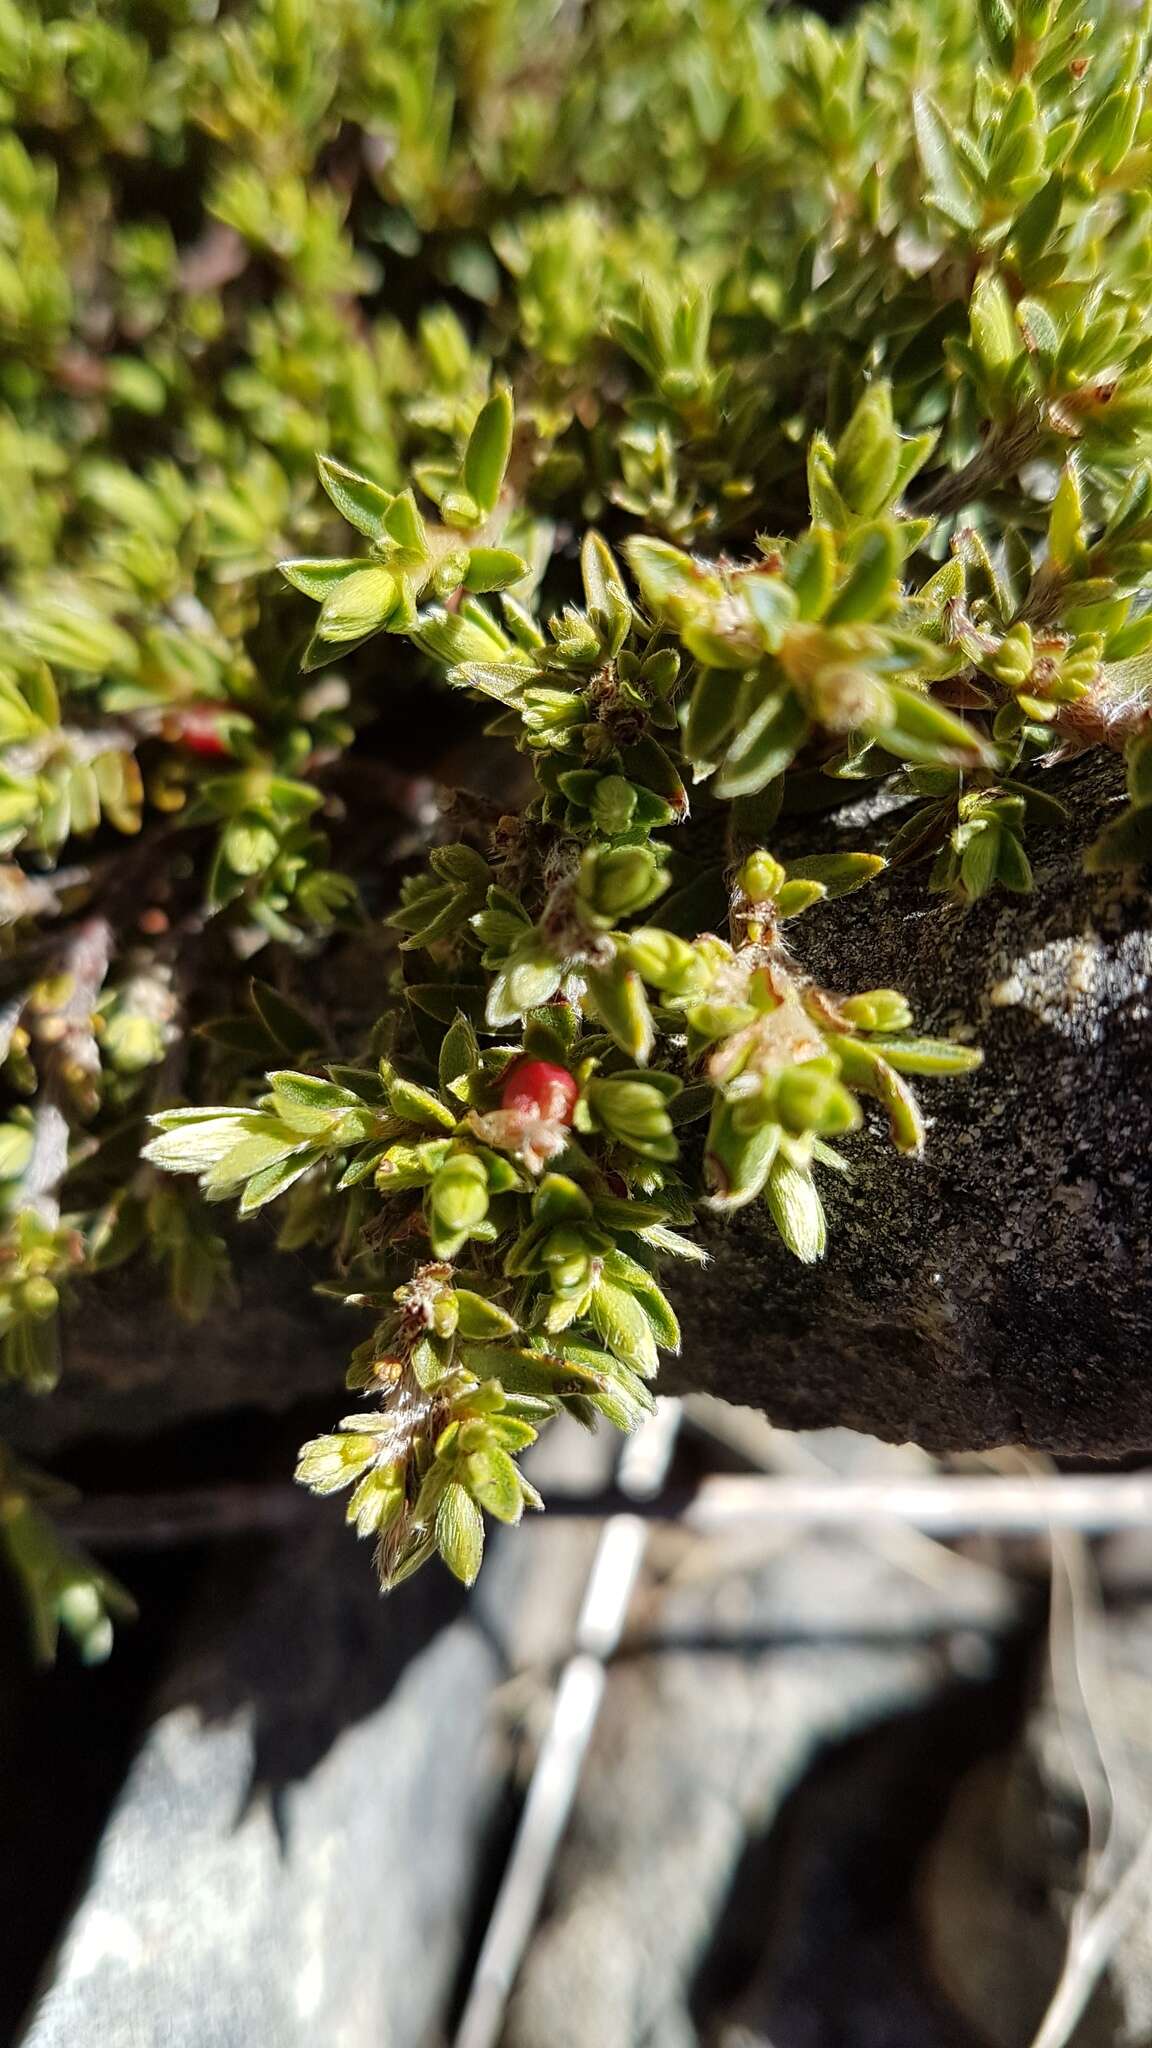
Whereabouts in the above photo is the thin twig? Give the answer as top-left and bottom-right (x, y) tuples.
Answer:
(909, 412), (1045, 518)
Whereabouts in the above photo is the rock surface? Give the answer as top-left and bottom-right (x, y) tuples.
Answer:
(16, 1528), (493, 2048)
(667, 751), (1152, 1454)
(503, 1523), (1019, 2048)
(3, 1239), (350, 1458)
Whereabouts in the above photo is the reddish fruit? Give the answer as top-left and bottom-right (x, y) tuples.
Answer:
(500, 1058), (579, 1125)
(167, 707), (232, 759)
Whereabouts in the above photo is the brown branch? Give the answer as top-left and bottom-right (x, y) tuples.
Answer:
(910, 411), (1046, 519)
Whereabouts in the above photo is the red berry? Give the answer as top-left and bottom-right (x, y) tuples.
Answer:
(167, 707), (232, 760)
(500, 1058), (579, 1125)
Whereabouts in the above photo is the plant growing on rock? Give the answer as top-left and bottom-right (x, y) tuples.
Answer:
(2, 0), (1151, 1628)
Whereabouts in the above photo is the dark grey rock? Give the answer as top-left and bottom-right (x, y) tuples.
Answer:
(666, 751), (1152, 1454)
(2, 1240), (349, 1458)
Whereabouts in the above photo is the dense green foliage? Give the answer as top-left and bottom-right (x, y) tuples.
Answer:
(3, 0), (1152, 1632)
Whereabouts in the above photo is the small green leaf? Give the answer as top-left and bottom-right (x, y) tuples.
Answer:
(269, 1070), (363, 1113)
(346, 1469), (403, 1540)
(834, 384), (900, 519)
(295, 1430), (380, 1497)
(584, 956), (655, 1065)
(1048, 465), (1084, 574)
(461, 1344), (598, 1398)
(428, 1155), (489, 1246)
(222, 814), (278, 876)
(1085, 801), (1152, 871)
(436, 1482), (484, 1585)
(775, 878), (827, 918)
(765, 1155), (826, 1263)
(784, 853), (886, 898)
(533, 1173), (593, 1227)
(453, 1291), (519, 1341)
(969, 271), (1020, 380)
(824, 525), (899, 626)
(836, 1038), (926, 1153)
(238, 1150), (320, 1214)
(602, 1248), (680, 1352)
(960, 821), (1001, 898)
(996, 830), (1033, 893)
(463, 387), (514, 516)
(863, 1035), (983, 1076)
(684, 667), (741, 767)
(464, 1446), (525, 1524)
(439, 1013), (479, 1096)
(713, 691), (810, 798)
(789, 525), (836, 620)
(914, 93), (981, 233)
(1009, 176), (1064, 269)
(316, 566), (396, 642)
(316, 456), (393, 540)
(387, 1074), (458, 1130)
(623, 536), (701, 618)
(415, 607), (510, 666)
(376, 1139), (453, 1193)
(1128, 735), (1152, 807)
(838, 989), (912, 1033)
(976, 0), (1015, 68)
(581, 530), (630, 625)
(487, 940), (564, 1028)
(870, 684), (987, 767)
(1017, 297), (1059, 367)
(452, 661), (534, 703)
(279, 558), (373, 600)
(589, 1272), (660, 1377)
(384, 489), (427, 552)
(463, 547), (528, 593)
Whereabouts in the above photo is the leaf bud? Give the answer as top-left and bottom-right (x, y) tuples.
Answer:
(429, 1153), (490, 1234)
(736, 850), (786, 903)
(989, 621), (1035, 688)
(625, 927), (702, 993)
(586, 1077), (678, 1161)
(17, 1276), (59, 1320)
(577, 843), (668, 923)
(775, 1064), (861, 1137)
(839, 989), (914, 1032)
(590, 775), (638, 836)
(703, 1096), (780, 1210)
(642, 648), (681, 695)
(540, 1226), (594, 1293)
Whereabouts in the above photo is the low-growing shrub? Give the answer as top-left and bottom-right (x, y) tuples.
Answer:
(1, 0), (1149, 1641)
